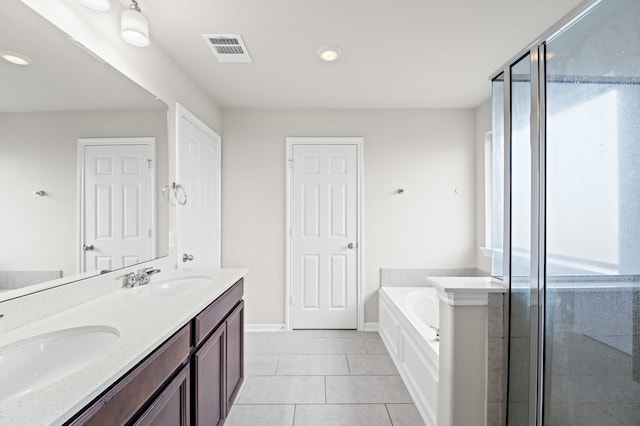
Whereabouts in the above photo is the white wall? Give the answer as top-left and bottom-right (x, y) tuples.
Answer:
(475, 100), (492, 274)
(0, 109), (168, 277)
(221, 109), (476, 325)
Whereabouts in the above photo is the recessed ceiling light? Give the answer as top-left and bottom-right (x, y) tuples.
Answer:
(317, 45), (342, 62)
(0, 51), (32, 66)
(78, 0), (111, 11)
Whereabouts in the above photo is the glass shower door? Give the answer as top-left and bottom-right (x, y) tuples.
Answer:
(507, 55), (533, 426)
(544, 0), (640, 423)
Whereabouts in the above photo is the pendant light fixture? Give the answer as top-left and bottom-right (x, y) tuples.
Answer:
(121, 0), (150, 47)
(77, 0), (111, 11)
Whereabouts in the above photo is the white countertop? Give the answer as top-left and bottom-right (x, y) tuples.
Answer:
(425, 276), (507, 306)
(0, 268), (247, 426)
(426, 276), (507, 293)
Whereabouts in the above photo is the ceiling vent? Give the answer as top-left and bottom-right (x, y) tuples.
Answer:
(202, 34), (252, 63)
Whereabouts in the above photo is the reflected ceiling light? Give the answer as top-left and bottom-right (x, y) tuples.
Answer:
(0, 51), (32, 66)
(121, 0), (150, 47)
(77, 0), (111, 11)
(316, 45), (342, 62)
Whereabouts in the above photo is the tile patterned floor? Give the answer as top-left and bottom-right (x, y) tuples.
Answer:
(226, 330), (426, 426)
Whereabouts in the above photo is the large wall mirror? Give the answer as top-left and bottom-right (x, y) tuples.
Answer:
(0, 1), (169, 300)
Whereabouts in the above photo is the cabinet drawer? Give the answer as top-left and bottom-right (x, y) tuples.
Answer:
(194, 279), (243, 347)
(69, 325), (191, 426)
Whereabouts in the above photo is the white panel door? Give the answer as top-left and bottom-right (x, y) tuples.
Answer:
(82, 143), (153, 273)
(291, 144), (358, 329)
(177, 105), (221, 268)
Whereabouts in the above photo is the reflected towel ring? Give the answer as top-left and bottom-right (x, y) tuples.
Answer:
(161, 182), (188, 206)
(174, 183), (187, 205)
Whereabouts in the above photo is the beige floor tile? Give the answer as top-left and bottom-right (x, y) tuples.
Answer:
(293, 404), (391, 426)
(225, 405), (295, 426)
(245, 333), (304, 355)
(347, 354), (398, 375)
(245, 355), (279, 375)
(302, 338), (368, 354)
(276, 355), (349, 375)
(323, 330), (380, 339)
(365, 338), (389, 354)
(386, 404), (426, 426)
(326, 376), (413, 404)
(237, 376), (325, 404)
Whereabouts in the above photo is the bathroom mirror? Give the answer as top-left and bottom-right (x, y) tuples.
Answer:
(0, 2), (169, 300)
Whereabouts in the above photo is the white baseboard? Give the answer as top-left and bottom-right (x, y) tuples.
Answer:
(245, 324), (285, 333)
(245, 323), (377, 332)
(363, 322), (379, 332)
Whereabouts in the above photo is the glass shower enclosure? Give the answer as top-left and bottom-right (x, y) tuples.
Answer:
(491, 0), (640, 424)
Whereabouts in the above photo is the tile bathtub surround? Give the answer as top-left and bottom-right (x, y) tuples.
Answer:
(380, 268), (489, 287)
(231, 330), (426, 426)
(487, 292), (508, 426)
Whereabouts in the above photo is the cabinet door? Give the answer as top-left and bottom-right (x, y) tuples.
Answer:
(133, 364), (190, 426)
(194, 323), (226, 426)
(225, 301), (244, 411)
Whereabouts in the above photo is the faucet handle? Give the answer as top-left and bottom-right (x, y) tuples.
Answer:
(118, 271), (138, 288)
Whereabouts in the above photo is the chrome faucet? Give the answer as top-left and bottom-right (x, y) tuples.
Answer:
(121, 267), (162, 288)
(137, 267), (162, 285)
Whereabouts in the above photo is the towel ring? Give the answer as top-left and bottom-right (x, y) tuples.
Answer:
(161, 182), (188, 206)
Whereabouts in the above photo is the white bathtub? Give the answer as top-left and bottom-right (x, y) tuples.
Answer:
(379, 287), (439, 426)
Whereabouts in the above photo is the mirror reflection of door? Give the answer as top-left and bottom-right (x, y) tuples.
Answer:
(79, 138), (155, 273)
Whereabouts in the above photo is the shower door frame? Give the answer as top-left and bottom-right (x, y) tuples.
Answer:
(489, 1), (603, 424)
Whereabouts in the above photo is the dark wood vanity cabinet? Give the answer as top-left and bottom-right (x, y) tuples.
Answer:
(68, 325), (191, 426)
(224, 301), (244, 412)
(134, 364), (190, 426)
(67, 278), (244, 426)
(194, 323), (226, 426)
(193, 282), (245, 425)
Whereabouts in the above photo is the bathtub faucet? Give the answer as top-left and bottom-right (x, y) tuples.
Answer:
(429, 325), (440, 340)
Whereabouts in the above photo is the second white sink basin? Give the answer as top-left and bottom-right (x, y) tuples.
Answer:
(0, 326), (119, 403)
(134, 278), (212, 297)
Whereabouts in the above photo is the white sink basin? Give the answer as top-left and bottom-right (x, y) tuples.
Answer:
(134, 278), (212, 297)
(0, 326), (119, 403)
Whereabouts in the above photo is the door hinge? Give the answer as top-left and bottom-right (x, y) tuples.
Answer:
(288, 158), (293, 169)
(290, 296), (294, 306)
(147, 159), (152, 169)
(148, 229), (152, 237)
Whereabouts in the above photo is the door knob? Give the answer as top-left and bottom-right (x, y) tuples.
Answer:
(182, 253), (195, 262)
(83, 244), (95, 251)
(347, 243), (356, 249)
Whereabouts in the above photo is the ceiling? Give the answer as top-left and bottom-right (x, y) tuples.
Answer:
(139, 0), (584, 110)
